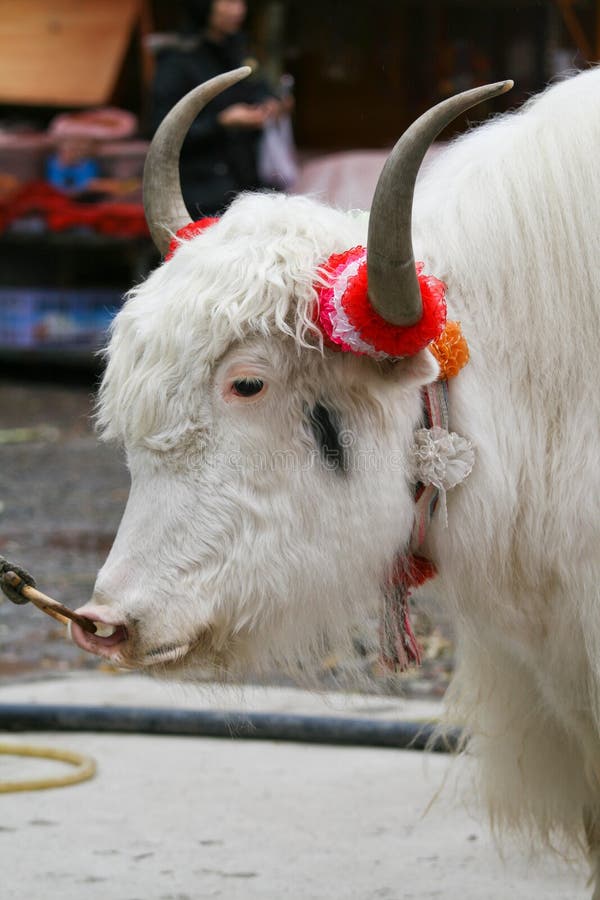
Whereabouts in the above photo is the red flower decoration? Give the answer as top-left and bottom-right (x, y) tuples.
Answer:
(317, 247), (447, 358)
(344, 259), (446, 357)
(165, 217), (219, 260)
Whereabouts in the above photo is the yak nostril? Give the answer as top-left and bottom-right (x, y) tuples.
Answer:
(95, 623), (128, 646)
(70, 621), (129, 649)
(69, 604), (131, 658)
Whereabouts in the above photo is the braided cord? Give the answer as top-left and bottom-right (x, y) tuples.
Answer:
(0, 555), (37, 605)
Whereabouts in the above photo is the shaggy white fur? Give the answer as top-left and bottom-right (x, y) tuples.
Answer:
(412, 68), (600, 850)
(94, 66), (600, 878)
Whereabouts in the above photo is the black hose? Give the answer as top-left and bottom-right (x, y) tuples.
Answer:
(0, 704), (460, 753)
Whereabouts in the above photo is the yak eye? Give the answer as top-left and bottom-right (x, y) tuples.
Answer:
(231, 378), (265, 398)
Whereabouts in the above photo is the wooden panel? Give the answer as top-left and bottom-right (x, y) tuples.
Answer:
(0, 0), (141, 106)
(283, 0), (547, 150)
(286, 0), (411, 150)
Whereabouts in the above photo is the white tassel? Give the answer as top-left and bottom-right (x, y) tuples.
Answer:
(410, 426), (475, 526)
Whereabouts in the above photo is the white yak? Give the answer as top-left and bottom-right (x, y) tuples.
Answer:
(71, 66), (600, 893)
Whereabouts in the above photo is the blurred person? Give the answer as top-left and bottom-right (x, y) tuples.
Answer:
(45, 135), (101, 195)
(150, 0), (289, 216)
(46, 108), (140, 200)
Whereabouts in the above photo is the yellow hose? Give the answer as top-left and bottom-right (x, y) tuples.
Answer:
(0, 742), (96, 793)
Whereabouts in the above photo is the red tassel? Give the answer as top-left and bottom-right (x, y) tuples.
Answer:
(392, 554), (437, 590)
(379, 554), (437, 672)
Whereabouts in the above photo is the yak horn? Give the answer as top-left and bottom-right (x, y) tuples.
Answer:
(143, 67), (252, 257)
(367, 79), (513, 327)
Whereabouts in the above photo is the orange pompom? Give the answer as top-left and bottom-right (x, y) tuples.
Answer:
(429, 320), (469, 379)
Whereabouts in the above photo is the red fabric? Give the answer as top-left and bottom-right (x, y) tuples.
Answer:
(0, 182), (149, 239)
(316, 246), (366, 352)
(165, 217), (219, 260)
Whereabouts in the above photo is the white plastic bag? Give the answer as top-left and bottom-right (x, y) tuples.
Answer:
(258, 115), (298, 191)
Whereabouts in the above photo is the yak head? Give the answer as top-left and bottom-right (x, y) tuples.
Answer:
(71, 69), (510, 680)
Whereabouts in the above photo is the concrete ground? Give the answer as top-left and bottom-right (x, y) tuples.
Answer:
(0, 673), (591, 900)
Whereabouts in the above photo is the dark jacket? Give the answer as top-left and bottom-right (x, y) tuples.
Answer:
(150, 34), (274, 217)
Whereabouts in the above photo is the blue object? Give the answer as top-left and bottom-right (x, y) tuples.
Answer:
(46, 155), (99, 191)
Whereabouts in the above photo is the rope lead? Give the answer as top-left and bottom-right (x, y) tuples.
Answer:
(0, 555), (36, 605)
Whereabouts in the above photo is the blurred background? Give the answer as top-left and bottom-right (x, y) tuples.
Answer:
(0, 0), (596, 686)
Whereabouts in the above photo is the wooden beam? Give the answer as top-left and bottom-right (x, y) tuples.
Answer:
(0, 0), (142, 106)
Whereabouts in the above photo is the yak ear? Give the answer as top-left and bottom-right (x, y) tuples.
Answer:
(388, 348), (440, 388)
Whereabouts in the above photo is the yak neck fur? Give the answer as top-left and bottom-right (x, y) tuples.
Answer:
(414, 67), (600, 847)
